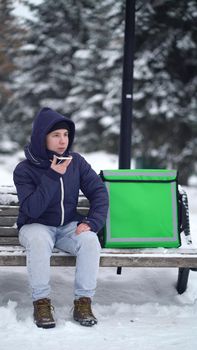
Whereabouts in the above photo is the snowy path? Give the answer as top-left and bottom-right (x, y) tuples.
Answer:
(0, 266), (197, 350)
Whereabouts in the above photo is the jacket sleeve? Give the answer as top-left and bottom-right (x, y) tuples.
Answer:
(78, 155), (109, 232)
(13, 163), (61, 219)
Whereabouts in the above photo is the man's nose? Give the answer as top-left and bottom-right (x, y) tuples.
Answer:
(60, 136), (66, 143)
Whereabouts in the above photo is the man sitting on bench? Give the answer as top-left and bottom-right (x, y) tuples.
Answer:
(13, 107), (109, 329)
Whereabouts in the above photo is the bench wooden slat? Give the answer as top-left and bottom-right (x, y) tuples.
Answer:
(0, 248), (197, 267)
(0, 207), (87, 216)
(0, 237), (19, 245)
(0, 227), (18, 236)
(0, 217), (17, 226)
(0, 213), (87, 226)
(0, 206), (19, 216)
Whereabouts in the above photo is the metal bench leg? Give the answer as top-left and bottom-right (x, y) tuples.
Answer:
(117, 267), (122, 274)
(176, 268), (190, 294)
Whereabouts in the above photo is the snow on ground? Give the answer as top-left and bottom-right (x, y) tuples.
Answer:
(0, 151), (197, 349)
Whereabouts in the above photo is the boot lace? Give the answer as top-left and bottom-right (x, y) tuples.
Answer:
(75, 298), (94, 318)
(36, 299), (54, 319)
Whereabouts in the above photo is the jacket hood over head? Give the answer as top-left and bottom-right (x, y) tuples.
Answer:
(25, 107), (75, 165)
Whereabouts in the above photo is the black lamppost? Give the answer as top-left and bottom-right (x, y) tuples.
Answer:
(117, 0), (136, 275)
(119, 0), (136, 169)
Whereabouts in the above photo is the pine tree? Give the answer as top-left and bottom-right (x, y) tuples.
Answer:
(0, 0), (24, 151)
(3, 0), (196, 183)
(5, 0), (95, 147)
(70, 0), (124, 153)
(133, 0), (197, 184)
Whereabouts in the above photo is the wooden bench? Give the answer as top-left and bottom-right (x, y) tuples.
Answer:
(0, 185), (197, 295)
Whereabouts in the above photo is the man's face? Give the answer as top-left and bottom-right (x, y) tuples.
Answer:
(46, 129), (69, 154)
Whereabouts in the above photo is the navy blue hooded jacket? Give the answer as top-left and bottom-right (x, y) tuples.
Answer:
(13, 107), (109, 232)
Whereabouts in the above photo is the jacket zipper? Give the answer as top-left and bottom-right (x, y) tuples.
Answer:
(60, 177), (64, 225)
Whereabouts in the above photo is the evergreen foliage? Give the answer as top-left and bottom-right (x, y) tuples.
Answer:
(0, 0), (24, 150)
(133, 0), (197, 184)
(0, 0), (196, 183)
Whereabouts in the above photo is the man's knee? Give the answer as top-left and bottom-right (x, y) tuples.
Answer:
(77, 232), (101, 251)
(19, 223), (54, 249)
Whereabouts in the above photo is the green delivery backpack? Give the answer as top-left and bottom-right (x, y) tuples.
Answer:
(100, 169), (181, 248)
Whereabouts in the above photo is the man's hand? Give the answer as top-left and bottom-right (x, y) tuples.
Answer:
(50, 155), (72, 174)
(76, 223), (91, 235)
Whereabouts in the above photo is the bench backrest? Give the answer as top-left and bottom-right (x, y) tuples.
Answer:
(0, 185), (191, 248)
(0, 186), (89, 246)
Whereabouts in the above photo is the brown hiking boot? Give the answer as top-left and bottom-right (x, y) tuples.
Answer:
(73, 297), (98, 327)
(33, 298), (56, 329)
